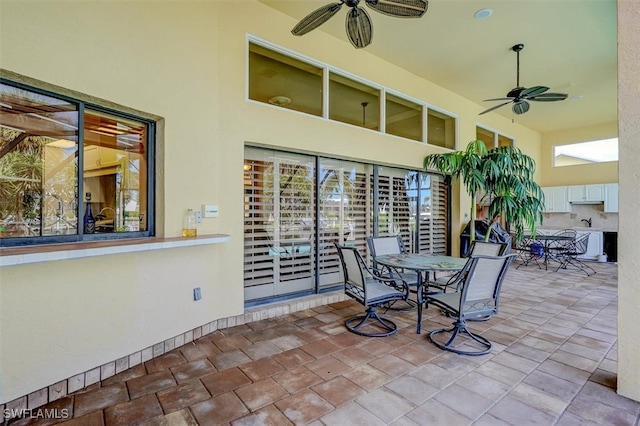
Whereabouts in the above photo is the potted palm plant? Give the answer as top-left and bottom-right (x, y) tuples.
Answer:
(424, 140), (545, 244)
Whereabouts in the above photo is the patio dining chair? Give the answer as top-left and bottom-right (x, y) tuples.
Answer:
(335, 243), (409, 337)
(546, 229), (577, 263)
(367, 235), (420, 308)
(426, 254), (517, 355)
(513, 233), (543, 269)
(430, 240), (508, 293)
(555, 233), (596, 276)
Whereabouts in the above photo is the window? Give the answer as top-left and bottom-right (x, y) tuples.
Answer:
(248, 42), (323, 117)
(329, 72), (380, 130)
(476, 126), (494, 151)
(554, 138), (618, 167)
(427, 109), (456, 149)
(0, 80), (154, 246)
(386, 93), (423, 142)
(247, 37), (455, 145)
(476, 125), (514, 150)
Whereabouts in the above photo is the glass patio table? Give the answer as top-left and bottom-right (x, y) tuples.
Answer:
(374, 253), (467, 334)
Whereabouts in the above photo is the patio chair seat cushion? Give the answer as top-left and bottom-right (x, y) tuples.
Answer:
(346, 278), (406, 305)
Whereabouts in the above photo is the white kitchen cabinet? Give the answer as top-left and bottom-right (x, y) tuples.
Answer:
(541, 186), (571, 212)
(604, 183), (619, 213)
(568, 184), (605, 203)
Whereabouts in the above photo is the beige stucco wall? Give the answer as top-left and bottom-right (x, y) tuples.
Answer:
(616, 0), (640, 402)
(0, 0), (632, 403)
(539, 121), (618, 187)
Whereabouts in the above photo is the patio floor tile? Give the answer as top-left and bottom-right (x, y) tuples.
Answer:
(15, 263), (640, 426)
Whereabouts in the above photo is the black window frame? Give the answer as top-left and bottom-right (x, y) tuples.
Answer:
(0, 78), (155, 247)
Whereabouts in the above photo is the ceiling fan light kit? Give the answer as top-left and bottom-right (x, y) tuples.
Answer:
(292, 0), (429, 49)
(479, 43), (568, 116)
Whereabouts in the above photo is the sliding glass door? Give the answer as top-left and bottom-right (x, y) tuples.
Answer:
(244, 147), (449, 305)
(317, 159), (372, 290)
(243, 148), (316, 301)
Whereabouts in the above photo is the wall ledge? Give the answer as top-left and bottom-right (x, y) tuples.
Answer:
(0, 234), (231, 267)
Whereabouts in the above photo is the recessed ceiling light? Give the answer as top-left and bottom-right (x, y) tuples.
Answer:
(474, 8), (493, 20)
(570, 95), (584, 100)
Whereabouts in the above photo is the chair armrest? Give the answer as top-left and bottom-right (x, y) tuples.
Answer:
(372, 273), (410, 298)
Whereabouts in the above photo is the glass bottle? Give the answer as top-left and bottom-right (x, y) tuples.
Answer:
(83, 192), (95, 234)
(182, 208), (197, 237)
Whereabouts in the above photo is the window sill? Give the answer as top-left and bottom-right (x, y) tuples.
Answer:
(0, 234), (231, 267)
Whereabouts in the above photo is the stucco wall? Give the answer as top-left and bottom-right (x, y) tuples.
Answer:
(0, 0), (630, 404)
(539, 121), (618, 187)
(616, 0), (640, 402)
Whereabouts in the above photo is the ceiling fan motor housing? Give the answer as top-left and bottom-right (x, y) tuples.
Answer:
(507, 87), (525, 98)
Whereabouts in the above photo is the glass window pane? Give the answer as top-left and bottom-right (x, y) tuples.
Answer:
(83, 109), (148, 233)
(248, 42), (323, 117)
(498, 134), (513, 148)
(554, 138), (618, 167)
(386, 93), (423, 142)
(329, 72), (380, 130)
(427, 109), (455, 149)
(476, 126), (495, 151)
(0, 83), (79, 238)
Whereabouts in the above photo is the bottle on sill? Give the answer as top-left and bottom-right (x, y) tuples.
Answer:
(182, 208), (197, 237)
(83, 192), (95, 234)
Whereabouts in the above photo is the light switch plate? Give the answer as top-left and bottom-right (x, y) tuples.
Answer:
(203, 204), (218, 218)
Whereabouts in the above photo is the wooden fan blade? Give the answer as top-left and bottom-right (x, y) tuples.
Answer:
(513, 100), (530, 115)
(520, 86), (549, 98)
(529, 92), (569, 102)
(346, 7), (373, 48)
(365, 0), (428, 18)
(292, 2), (343, 36)
(479, 101), (512, 115)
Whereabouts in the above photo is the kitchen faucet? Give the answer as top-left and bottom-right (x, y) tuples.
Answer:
(581, 218), (592, 228)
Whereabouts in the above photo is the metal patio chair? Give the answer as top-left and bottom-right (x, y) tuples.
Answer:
(426, 254), (517, 355)
(335, 243), (409, 337)
(555, 233), (596, 276)
(546, 229), (577, 263)
(367, 235), (420, 308)
(430, 240), (508, 293)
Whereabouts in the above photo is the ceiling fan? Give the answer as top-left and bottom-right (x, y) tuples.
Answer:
(291, 0), (428, 49)
(480, 44), (568, 116)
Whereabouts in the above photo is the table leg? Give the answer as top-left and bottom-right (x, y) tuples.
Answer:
(415, 271), (430, 334)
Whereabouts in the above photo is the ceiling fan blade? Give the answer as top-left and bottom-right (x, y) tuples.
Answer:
(479, 101), (512, 115)
(365, 0), (428, 18)
(346, 7), (373, 48)
(513, 100), (530, 115)
(520, 86), (549, 98)
(292, 2), (343, 36)
(483, 97), (515, 102)
(528, 92), (569, 102)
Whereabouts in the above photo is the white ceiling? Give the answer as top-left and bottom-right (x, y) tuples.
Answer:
(258, 0), (618, 134)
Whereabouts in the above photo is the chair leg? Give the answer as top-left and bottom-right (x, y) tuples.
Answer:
(429, 320), (492, 355)
(383, 297), (417, 311)
(556, 257), (596, 276)
(345, 306), (398, 337)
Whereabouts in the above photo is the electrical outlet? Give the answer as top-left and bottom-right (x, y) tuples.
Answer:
(195, 210), (202, 224)
(193, 287), (201, 301)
